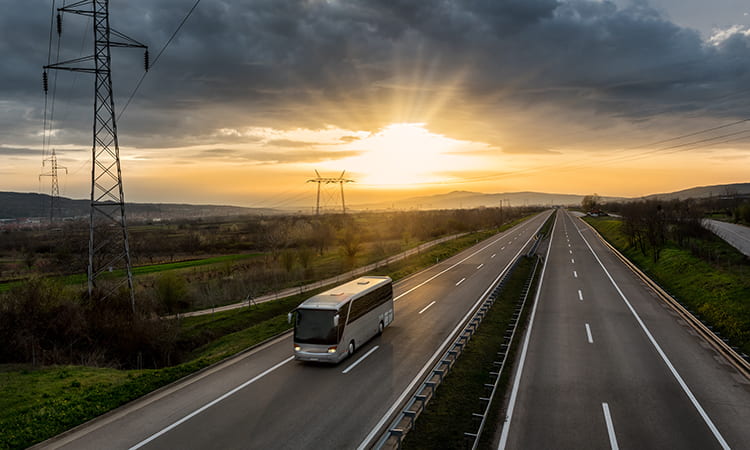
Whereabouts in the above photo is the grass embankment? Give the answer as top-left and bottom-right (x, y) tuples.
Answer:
(584, 216), (750, 356)
(402, 256), (540, 450)
(0, 286), (319, 450)
(0, 219), (535, 450)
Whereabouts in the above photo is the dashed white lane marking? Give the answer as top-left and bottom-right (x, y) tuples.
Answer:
(585, 323), (594, 343)
(571, 258), (575, 264)
(491, 253), (496, 258)
(477, 263), (484, 269)
(418, 301), (437, 315)
(578, 289), (583, 301)
(573, 270), (578, 278)
(342, 346), (380, 374)
(456, 277), (466, 286)
(602, 403), (619, 450)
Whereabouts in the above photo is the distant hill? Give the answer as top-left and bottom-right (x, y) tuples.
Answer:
(640, 182), (750, 201)
(354, 190), (627, 210)
(3, 182), (748, 219)
(0, 192), (279, 220)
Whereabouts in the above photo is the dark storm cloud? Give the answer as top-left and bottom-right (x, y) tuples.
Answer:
(266, 139), (319, 148)
(192, 147), (362, 164)
(2, 0), (749, 150)
(0, 147), (40, 156)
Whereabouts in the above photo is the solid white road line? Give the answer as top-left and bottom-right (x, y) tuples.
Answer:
(129, 356), (294, 450)
(585, 323), (594, 343)
(576, 213), (731, 450)
(342, 346), (380, 374)
(456, 277), (466, 286)
(573, 270), (578, 278)
(498, 212), (557, 450)
(578, 289), (583, 301)
(418, 301), (437, 315)
(602, 403), (619, 450)
(360, 211), (553, 450)
(477, 263), (484, 269)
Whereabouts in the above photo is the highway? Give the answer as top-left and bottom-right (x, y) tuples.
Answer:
(497, 209), (750, 449)
(39, 211), (552, 450)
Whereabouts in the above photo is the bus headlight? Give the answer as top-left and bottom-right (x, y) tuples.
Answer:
(327, 346), (337, 353)
(294, 345), (301, 352)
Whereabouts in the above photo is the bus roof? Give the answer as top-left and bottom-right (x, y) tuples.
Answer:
(297, 276), (392, 310)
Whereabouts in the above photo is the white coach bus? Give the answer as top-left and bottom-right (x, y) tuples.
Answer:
(288, 276), (394, 363)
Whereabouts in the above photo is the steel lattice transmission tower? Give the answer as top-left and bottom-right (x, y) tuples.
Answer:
(44, 0), (148, 308)
(39, 148), (68, 223)
(307, 170), (354, 215)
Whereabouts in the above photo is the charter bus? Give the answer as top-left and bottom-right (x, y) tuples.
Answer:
(288, 276), (394, 363)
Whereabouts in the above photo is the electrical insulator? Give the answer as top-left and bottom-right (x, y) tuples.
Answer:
(144, 49), (149, 72)
(57, 13), (62, 36)
(43, 71), (49, 93)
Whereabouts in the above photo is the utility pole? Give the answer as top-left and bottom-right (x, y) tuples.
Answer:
(307, 170), (354, 215)
(38, 148), (68, 223)
(44, 0), (148, 309)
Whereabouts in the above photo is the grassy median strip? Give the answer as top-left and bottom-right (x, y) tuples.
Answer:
(584, 216), (750, 356)
(402, 255), (539, 450)
(0, 221), (536, 450)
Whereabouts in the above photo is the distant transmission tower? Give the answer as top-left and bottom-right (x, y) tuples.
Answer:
(38, 148), (68, 223)
(44, 0), (148, 308)
(307, 170), (354, 214)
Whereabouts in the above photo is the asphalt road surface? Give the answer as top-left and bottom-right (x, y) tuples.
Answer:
(704, 218), (750, 258)
(497, 209), (750, 449)
(39, 212), (552, 450)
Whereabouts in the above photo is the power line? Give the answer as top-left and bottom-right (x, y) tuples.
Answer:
(118, 0), (203, 120)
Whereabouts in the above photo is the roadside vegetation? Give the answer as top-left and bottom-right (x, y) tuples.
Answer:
(0, 208), (539, 449)
(583, 198), (750, 357)
(0, 209), (522, 310)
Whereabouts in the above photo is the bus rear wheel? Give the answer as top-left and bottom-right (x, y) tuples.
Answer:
(348, 341), (355, 356)
(378, 321), (384, 335)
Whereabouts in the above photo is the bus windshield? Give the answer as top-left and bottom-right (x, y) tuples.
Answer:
(294, 309), (338, 345)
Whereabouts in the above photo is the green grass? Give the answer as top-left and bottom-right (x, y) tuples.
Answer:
(0, 253), (263, 293)
(0, 217), (538, 449)
(584, 216), (750, 356)
(402, 256), (539, 450)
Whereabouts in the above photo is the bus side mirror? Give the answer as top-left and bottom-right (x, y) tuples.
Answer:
(287, 312), (292, 324)
(333, 314), (340, 327)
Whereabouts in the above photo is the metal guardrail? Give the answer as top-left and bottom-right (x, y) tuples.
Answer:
(581, 218), (750, 380)
(463, 255), (541, 450)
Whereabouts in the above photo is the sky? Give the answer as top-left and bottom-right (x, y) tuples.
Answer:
(1, 0), (749, 210)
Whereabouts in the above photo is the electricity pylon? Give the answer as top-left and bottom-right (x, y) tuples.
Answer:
(39, 148), (68, 223)
(307, 170), (354, 215)
(44, 0), (148, 309)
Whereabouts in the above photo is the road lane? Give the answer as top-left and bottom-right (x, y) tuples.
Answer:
(41, 212), (552, 450)
(498, 209), (750, 449)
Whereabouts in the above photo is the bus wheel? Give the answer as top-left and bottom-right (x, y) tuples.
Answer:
(378, 321), (384, 335)
(348, 341), (355, 356)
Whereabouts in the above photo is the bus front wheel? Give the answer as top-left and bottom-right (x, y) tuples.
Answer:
(348, 341), (355, 356)
(378, 321), (384, 335)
